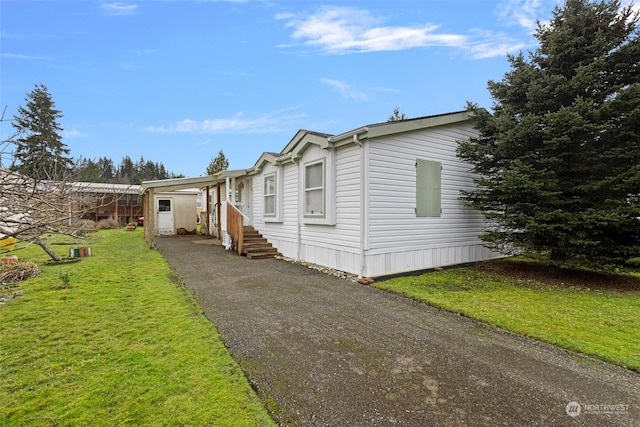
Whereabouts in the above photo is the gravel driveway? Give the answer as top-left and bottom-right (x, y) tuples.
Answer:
(155, 235), (640, 426)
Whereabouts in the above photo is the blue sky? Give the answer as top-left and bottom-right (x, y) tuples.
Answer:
(1, 0), (622, 177)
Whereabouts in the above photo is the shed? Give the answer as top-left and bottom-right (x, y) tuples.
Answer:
(140, 177), (212, 240)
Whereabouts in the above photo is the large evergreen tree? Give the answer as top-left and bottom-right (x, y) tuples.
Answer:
(457, 0), (640, 266)
(11, 84), (72, 180)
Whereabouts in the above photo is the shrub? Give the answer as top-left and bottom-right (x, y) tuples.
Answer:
(76, 219), (96, 230)
(95, 217), (120, 230)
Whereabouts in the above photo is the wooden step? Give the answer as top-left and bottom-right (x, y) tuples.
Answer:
(241, 226), (281, 259)
(245, 245), (278, 253)
(243, 243), (276, 251)
(246, 251), (282, 260)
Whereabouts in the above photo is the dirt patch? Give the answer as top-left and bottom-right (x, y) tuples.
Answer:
(474, 260), (640, 292)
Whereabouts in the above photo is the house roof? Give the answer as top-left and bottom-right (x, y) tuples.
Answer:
(139, 168), (255, 194)
(279, 129), (334, 157)
(327, 110), (471, 144)
(70, 182), (141, 195)
(277, 110), (473, 164)
(140, 110), (474, 184)
(140, 175), (224, 193)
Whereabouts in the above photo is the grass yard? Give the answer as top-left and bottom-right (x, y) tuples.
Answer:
(0, 229), (274, 427)
(374, 260), (640, 372)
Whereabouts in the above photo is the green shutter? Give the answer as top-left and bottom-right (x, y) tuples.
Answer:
(416, 159), (441, 217)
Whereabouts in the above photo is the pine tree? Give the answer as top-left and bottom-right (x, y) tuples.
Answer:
(387, 107), (407, 122)
(457, 0), (640, 267)
(206, 149), (229, 175)
(96, 157), (115, 181)
(74, 157), (105, 182)
(11, 84), (72, 180)
(117, 155), (136, 184)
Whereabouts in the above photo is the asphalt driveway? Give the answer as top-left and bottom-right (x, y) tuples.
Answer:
(155, 235), (640, 426)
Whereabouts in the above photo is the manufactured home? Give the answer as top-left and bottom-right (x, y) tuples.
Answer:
(143, 111), (500, 277)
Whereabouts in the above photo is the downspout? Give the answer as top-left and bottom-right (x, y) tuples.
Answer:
(353, 134), (366, 278)
(292, 155), (301, 260)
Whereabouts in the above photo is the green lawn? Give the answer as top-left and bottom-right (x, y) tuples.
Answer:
(374, 264), (640, 372)
(0, 229), (274, 427)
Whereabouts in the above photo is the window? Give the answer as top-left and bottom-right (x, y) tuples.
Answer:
(158, 199), (172, 212)
(416, 159), (441, 217)
(304, 160), (324, 216)
(264, 173), (276, 216)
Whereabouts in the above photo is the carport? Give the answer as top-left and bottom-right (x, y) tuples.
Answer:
(140, 175), (225, 246)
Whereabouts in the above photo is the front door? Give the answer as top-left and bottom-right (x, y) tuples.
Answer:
(157, 198), (174, 235)
(243, 180), (253, 220)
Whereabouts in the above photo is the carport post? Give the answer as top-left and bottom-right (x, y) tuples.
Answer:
(216, 183), (221, 238)
(205, 185), (210, 236)
(145, 188), (155, 246)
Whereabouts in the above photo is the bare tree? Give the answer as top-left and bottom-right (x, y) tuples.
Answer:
(1, 109), (115, 262)
(0, 168), (102, 261)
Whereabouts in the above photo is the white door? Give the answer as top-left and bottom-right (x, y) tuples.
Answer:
(244, 180), (253, 221)
(157, 198), (174, 235)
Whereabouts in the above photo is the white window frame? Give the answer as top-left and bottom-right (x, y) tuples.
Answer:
(263, 173), (277, 217)
(304, 159), (325, 218)
(301, 152), (336, 226)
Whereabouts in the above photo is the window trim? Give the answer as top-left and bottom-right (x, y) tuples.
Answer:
(301, 152), (335, 226)
(263, 173), (277, 217)
(303, 159), (325, 218)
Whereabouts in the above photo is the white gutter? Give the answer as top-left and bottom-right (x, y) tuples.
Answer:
(327, 126), (369, 144)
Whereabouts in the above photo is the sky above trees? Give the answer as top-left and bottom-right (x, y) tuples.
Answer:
(1, 1), (638, 177)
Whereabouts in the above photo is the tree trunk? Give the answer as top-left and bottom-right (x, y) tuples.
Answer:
(34, 237), (62, 262)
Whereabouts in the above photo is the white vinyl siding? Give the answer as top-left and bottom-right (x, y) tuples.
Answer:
(250, 119), (500, 278)
(416, 159), (441, 217)
(363, 122), (496, 275)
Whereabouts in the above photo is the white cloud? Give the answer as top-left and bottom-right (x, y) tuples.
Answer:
(63, 128), (88, 138)
(100, 2), (139, 16)
(277, 6), (467, 54)
(0, 53), (47, 60)
(466, 30), (529, 59)
(144, 110), (306, 134)
(320, 78), (368, 101)
(495, 0), (559, 31)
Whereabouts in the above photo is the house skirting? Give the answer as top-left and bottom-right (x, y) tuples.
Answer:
(269, 237), (499, 278)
